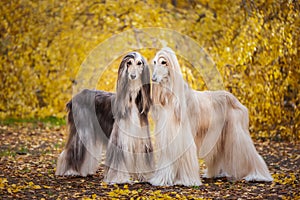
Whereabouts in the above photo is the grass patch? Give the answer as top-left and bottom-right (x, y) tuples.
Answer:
(0, 116), (66, 127)
(0, 149), (16, 157)
(17, 146), (29, 155)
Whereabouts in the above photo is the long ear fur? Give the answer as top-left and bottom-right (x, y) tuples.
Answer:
(139, 56), (151, 114)
(161, 47), (186, 122)
(113, 54), (132, 118)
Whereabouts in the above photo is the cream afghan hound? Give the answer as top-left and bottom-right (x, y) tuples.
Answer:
(150, 48), (202, 186)
(56, 52), (153, 182)
(150, 47), (273, 186)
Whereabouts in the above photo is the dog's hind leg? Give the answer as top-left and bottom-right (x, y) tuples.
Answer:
(221, 95), (273, 181)
(56, 89), (106, 176)
(203, 148), (223, 179)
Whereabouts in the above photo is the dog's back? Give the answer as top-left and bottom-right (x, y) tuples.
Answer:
(66, 89), (115, 142)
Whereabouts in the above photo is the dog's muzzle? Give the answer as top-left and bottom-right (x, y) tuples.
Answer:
(152, 75), (157, 82)
(130, 74), (136, 80)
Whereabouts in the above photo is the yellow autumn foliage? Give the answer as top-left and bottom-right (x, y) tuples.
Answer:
(0, 0), (299, 140)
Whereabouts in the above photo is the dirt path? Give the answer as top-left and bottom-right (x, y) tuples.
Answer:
(0, 124), (299, 199)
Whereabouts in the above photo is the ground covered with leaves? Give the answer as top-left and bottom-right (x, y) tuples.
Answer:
(0, 123), (299, 199)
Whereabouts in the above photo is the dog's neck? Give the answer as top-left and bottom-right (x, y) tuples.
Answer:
(152, 82), (173, 106)
(128, 79), (142, 100)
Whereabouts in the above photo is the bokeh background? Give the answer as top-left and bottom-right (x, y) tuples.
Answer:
(0, 0), (299, 140)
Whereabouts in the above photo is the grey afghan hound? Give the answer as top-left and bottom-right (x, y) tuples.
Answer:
(55, 52), (153, 182)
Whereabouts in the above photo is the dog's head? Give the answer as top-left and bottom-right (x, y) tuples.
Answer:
(151, 50), (169, 83)
(118, 52), (149, 82)
(115, 52), (151, 117)
(151, 47), (181, 84)
(151, 48), (186, 116)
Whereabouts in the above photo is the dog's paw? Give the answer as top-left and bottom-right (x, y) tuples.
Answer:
(149, 175), (174, 186)
(104, 171), (132, 185)
(106, 180), (133, 185)
(244, 173), (273, 182)
(174, 179), (202, 187)
(63, 169), (81, 176)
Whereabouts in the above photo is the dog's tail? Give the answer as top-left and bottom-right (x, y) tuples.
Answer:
(55, 89), (110, 176)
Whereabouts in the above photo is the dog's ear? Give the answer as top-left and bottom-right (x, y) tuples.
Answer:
(141, 57), (151, 91)
(140, 57), (152, 114)
(113, 54), (132, 118)
(117, 54), (132, 81)
(161, 49), (186, 122)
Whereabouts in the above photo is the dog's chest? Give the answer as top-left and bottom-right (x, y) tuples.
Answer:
(129, 80), (142, 97)
(119, 102), (142, 135)
(129, 103), (140, 131)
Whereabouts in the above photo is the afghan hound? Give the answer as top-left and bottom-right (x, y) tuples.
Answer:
(150, 47), (273, 186)
(150, 48), (202, 186)
(56, 52), (153, 182)
(104, 52), (153, 184)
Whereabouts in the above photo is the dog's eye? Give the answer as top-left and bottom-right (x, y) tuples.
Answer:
(137, 61), (142, 65)
(161, 60), (167, 65)
(127, 61), (132, 66)
(154, 61), (156, 65)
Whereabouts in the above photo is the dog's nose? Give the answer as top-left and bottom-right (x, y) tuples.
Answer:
(152, 75), (157, 82)
(130, 74), (136, 79)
